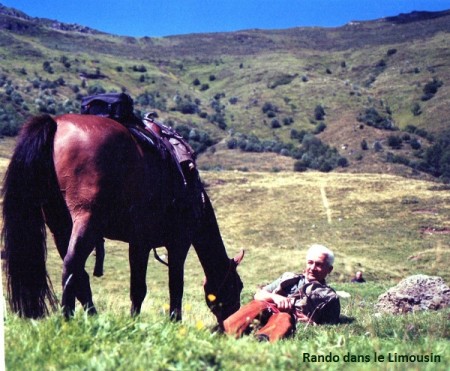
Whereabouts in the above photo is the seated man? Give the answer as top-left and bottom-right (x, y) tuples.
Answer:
(224, 244), (340, 342)
(351, 271), (366, 283)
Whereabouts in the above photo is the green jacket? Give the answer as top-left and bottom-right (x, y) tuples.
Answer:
(263, 272), (340, 324)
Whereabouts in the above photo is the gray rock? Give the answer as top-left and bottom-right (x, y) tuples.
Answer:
(376, 274), (450, 314)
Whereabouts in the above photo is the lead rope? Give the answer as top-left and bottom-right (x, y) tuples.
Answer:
(153, 248), (169, 267)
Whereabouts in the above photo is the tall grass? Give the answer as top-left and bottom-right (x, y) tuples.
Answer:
(2, 169), (450, 370)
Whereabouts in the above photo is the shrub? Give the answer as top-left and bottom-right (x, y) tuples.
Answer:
(271, 119), (281, 129)
(42, 61), (54, 74)
(373, 141), (383, 152)
(283, 117), (294, 126)
(262, 102), (278, 114)
(357, 107), (396, 130)
(192, 78), (200, 86)
(387, 48), (397, 56)
(314, 105), (325, 121)
(313, 122), (326, 134)
(178, 102), (198, 114)
(87, 84), (106, 95)
(421, 78), (443, 101)
(387, 135), (403, 149)
(267, 73), (298, 89)
(290, 129), (307, 142)
(293, 160), (308, 172)
(361, 139), (368, 151)
(386, 152), (410, 166)
(132, 65), (147, 73)
(410, 138), (421, 150)
(411, 103), (422, 116)
(208, 113), (227, 130)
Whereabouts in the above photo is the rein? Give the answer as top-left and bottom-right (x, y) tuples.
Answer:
(211, 259), (235, 298)
(153, 248), (169, 267)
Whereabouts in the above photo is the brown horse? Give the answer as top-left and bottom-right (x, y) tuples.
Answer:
(2, 113), (244, 327)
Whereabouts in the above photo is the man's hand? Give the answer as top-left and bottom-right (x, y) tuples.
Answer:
(272, 295), (293, 311)
(254, 289), (293, 311)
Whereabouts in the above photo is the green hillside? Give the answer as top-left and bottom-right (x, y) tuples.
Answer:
(0, 4), (449, 178)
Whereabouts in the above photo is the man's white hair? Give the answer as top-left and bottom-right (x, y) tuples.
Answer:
(306, 244), (335, 266)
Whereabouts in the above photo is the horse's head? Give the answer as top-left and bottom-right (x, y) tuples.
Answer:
(204, 250), (244, 328)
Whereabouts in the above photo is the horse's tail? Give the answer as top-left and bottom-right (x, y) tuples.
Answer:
(2, 114), (59, 318)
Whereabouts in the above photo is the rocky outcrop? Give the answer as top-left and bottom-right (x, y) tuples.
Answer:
(376, 274), (450, 314)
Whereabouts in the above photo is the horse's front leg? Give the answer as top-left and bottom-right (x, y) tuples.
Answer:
(167, 243), (190, 321)
(129, 242), (151, 315)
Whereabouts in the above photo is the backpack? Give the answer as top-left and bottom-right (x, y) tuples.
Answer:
(81, 93), (134, 124)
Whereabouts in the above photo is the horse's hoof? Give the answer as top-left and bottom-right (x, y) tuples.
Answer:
(93, 270), (103, 277)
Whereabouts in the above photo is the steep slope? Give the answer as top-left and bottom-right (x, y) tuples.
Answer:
(0, 4), (449, 178)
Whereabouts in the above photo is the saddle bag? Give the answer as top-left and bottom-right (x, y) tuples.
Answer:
(81, 93), (134, 124)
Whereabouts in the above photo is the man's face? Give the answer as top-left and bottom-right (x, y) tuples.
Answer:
(305, 252), (333, 283)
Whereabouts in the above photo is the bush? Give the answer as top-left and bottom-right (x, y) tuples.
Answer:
(373, 141), (383, 152)
(361, 139), (368, 150)
(178, 102), (198, 114)
(411, 103), (422, 116)
(357, 107), (396, 130)
(313, 122), (326, 134)
(421, 78), (443, 101)
(386, 152), (410, 166)
(262, 102), (278, 114)
(293, 160), (308, 172)
(270, 119), (281, 129)
(387, 48), (397, 56)
(387, 135), (403, 149)
(42, 61), (54, 74)
(283, 117), (294, 126)
(290, 129), (307, 142)
(410, 138), (421, 150)
(132, 65), (147, 73)
(314, 105), (325, 121)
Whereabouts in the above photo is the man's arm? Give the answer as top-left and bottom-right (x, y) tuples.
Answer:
(254, 289), (293, 311)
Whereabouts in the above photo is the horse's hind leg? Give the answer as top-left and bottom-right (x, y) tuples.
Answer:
(93, 238), (105, 277)
(62, 214), (98, 317)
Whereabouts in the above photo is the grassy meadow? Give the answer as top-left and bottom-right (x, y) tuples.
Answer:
(1, 137), (449, 370)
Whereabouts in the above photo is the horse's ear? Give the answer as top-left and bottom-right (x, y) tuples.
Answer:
(232, 250), (245, 266)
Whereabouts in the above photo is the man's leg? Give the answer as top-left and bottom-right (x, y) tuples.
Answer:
(223, 300), (270, 338)
(255, 312), (295, 342)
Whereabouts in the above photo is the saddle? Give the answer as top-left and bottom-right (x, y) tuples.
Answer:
(80, 93), (196, 186)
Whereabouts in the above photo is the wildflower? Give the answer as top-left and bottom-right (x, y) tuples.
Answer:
(196, 320), (205, 330)
(178, 326), (187, 337)
(207, 294), (216, 302)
